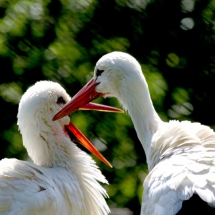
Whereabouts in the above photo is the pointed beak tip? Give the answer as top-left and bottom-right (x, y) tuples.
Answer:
(114, 109), (124, 114)
(103, 161), (112, 168)
(52, 115), (58, 121)
(66, 122), (112, 168)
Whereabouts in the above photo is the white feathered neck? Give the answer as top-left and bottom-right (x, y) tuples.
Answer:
(16, 81), (109, 215)
(96, 52), (162, 162)
(119, 71), (162, 158)
(95, 52), (215, 215)
(17, 81), (72, 168)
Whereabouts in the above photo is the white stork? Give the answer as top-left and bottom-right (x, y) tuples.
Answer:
(0, 80), (123, 215)
(54, 51), (215, 215)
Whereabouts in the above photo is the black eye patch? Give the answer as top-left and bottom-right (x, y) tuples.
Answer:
(57, 96), (66, 105)
(96, 68), (104, 77)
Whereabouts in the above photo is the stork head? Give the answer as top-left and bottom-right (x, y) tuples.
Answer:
(53, 51), (145, 119)
(18, 81), (112, 167)
(18, 81), (71, 129)
(94, 51), (142, 98)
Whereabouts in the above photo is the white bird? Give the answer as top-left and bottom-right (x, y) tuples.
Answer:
(54, 51), (215, 215)
(0, 80), (123, 215)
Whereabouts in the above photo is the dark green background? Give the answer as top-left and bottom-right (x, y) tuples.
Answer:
(0, 0), (215, 214)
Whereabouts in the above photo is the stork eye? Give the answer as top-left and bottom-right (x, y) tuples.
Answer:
(96, 69), (104, 77)
(57, 96), (65, 105)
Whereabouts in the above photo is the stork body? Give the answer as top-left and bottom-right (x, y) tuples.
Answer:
(55, 52), (215, 214)
(0, 81), (110, 215)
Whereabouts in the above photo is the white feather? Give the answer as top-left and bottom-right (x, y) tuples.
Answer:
(93, 51), (215, 214)
(0, 81), (110, 215)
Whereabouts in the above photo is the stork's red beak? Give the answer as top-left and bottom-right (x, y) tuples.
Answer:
(52, 78), (123, 168)
(53, 78), (123, 121)
(65, 122), (112, 168)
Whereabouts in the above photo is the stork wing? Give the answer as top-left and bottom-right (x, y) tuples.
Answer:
(0, 158), (87, 215)
(0, 159), (59, 215)
(0, 157), (110, 215)
(141, 121), (215, 215)
(142, 153), (215, 215)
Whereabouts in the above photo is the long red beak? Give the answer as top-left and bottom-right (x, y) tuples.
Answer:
(66, 122), (112, 168)
(79, 103), (123, 112)
(53, 78), (123, 121)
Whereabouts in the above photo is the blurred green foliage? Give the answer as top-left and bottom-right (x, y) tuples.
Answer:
(0, 0), (215, 214)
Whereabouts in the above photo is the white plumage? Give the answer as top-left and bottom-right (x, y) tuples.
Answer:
(0, 81), (110, 215)
(54, 51), (215, 214)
